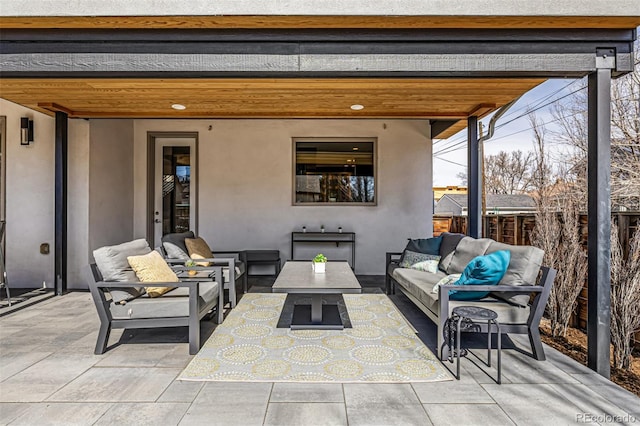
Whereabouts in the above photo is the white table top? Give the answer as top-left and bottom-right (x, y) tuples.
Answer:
(272, 261), (361, 294)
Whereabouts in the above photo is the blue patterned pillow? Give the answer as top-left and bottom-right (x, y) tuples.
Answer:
(400, 250), (441, 274)
(449, 250), (511, 301)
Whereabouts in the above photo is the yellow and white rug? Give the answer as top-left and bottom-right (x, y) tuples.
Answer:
(179, 293), (452, 383)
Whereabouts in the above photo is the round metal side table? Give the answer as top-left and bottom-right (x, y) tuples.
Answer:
(450, 305), (501, 384)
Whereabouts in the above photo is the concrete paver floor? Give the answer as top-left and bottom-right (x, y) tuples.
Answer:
(1, 278), (638, 425)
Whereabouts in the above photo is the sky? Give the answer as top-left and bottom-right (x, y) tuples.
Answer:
(432, 78), (583, 186)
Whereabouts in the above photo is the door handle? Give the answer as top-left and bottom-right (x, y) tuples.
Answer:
(154, 219), (161, 223)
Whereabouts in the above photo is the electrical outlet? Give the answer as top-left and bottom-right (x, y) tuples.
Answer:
(40, 243), (50, 254)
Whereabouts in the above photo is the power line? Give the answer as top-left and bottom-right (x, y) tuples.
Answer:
(434, 156), (466, 167)
(433, 84), (588, 156)
(433, 80), (585, 152)
(499, 79), (580, 121)
(432, 83), (572, 148)
(433, 64), (638, 156)
(434, 92), (638, 157)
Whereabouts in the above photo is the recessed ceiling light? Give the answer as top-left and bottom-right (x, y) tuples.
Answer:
(352, 147), (359, 151)
(350, 104), (364, 111)
(171, 104), (186, 110)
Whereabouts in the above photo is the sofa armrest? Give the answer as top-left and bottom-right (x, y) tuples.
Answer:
(92, 265), (224, 314)
(93, 264), (224, 289)
(439, 284), (543, 293)
(166, 257), (236, 271)
(165, 257), (234, 264)
(211, 250), (246, 262)
(94, 278), (221, 290)
(386, 252), (403, 268)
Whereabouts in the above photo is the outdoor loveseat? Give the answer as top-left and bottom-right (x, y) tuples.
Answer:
(386, 233), (556, 361)
(87, 239), (224, 355)
(160, 231), (248, 307)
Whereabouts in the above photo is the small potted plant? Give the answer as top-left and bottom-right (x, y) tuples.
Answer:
(185, 259), (198, 276)
(312, 253), (327, 273)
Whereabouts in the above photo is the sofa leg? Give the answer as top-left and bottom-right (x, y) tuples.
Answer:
(229, 284), (237, 308)
(94, 322), (111, 355)
(438, 321), (448, 361)
(189, 319), (200, 355)
(216, 303), (224, 324)
(385, 275), (390, 294)
(528, 326), (546, 361)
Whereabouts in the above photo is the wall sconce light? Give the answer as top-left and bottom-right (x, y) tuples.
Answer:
(20, 117), (34, 145)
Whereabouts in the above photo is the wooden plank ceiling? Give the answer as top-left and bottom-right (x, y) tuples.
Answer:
(0, 78), (544, 138)
(3, 14), (593, 137)
(2, 15), (639, 29)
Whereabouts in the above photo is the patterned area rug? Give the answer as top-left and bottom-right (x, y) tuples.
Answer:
(179, 293), (451, 383)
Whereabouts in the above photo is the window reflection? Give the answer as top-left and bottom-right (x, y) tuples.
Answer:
(295, 140), (375, 204)
(162, 147), (191, 234)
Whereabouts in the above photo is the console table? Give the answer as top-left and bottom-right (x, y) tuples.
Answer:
(290, 231), (356, 268)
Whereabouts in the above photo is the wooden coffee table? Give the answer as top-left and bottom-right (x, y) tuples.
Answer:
(272, 261), (361, 330)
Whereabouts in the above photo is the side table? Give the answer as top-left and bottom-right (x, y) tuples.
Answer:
(245, 250), (281, 277)
(175, 270), (216, 281)
(449, 305), (501, 384)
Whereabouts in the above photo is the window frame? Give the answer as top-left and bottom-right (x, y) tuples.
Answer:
(292, 137), (378, 206)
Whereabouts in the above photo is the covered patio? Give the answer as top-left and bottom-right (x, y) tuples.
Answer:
(1, 2), (640, 424)
(1, 279), (639, 425)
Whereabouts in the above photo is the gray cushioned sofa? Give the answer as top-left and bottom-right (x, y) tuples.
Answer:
(386, 233), (556, 361)
(87, 239), (224, 355)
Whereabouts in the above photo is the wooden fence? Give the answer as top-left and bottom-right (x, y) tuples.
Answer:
(433, 212), (640, 345)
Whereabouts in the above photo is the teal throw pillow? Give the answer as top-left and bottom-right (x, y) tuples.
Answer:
(400, 250), (441, 274)
(449, 250), (511, 301)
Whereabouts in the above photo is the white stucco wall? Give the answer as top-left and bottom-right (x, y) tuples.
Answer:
(0, 101), (135, 289)
(132, 119), (433, 275)
(88, 120), (135, 257)
(0, 99), (55, 288)
(2, 0), (637, 16)
(67, 119), (90, 289)
(0, 110), (433, 287)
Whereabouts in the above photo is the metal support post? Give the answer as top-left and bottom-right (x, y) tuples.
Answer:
(467, 116), (481, 238)
(55, 112), (68, 296)
(587, 51), (613, 378)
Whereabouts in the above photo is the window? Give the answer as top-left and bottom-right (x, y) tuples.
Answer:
(294, 138), (376, 205)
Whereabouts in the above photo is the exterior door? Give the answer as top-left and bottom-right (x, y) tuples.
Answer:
(153, 137), (197, 246)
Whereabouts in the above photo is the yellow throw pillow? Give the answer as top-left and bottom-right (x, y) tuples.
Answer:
(185, 237), (214, 267)
(127, 250), (178, 298)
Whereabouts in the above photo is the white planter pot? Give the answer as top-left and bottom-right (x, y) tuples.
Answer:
(313, 262), (326, 273)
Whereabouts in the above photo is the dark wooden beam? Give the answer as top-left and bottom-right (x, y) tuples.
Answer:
(1, 52), (630, 78)
(1, 28), (635, 77)
(1, 28), (635, 44)
(54, 111), (68, 296)
(430, 120), (459, 139)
